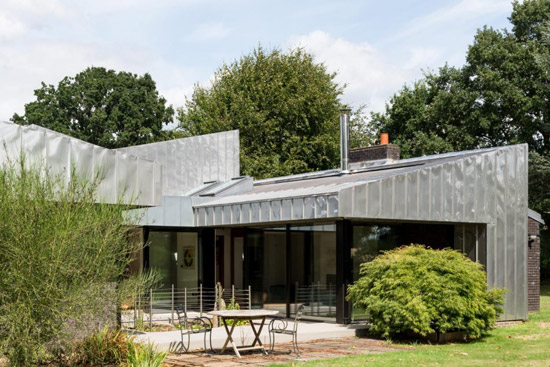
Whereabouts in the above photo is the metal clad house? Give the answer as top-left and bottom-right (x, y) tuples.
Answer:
(0, 117), (539, 324)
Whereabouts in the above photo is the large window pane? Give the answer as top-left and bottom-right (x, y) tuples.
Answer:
(148, 231), (198, 290)
(148, 231), (177, 288)
(290, 224), (336, 320)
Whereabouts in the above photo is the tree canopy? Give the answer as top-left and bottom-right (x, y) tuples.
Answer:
(372, 0), (550, 276)
(373, 0), (550, 158)
(177, 47), (349, 179)
(12, 67), (175, 149)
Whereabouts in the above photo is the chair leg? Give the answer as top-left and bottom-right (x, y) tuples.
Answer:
(269, 331), (275, 352)
(209, 330), (213, 352)
(185, 332), (191, 353)
(177, 332), (190, 353)
(293, 333), (300, 355)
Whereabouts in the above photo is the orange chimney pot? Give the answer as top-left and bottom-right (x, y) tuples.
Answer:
(380, 133), (389, 145)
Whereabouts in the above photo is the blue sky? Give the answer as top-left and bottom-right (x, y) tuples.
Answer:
(0, 0), (514, 122)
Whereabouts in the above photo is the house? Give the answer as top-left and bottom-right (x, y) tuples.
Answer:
(0, 113), (542, 324)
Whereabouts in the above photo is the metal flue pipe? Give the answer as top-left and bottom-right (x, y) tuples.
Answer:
(339, 108), (351, 173)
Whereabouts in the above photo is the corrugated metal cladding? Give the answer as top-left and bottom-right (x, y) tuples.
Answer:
(0, 121), (162, 206)
(193, 144), (528, 320)
(117, 130), (240, 196)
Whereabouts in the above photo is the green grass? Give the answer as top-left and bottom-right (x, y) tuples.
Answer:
(272, 282), (550, 367)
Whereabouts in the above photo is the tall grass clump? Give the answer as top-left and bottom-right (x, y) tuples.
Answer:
(126, 343), (167, 367)
(0, 156), (145, 366)
(71, 328), (129, 366)
(347, 245), (506, 340)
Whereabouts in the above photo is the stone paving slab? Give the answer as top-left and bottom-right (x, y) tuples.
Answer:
(164, 337), (405, 367)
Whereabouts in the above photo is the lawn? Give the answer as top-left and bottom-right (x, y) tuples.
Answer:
(273, 282), (550, 367)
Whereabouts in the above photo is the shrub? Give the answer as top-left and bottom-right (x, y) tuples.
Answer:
(71, 328), (129, 366)
(347, 245), (506, 339)
(0, 158), (146, 366)
(126, 342), (167, 367)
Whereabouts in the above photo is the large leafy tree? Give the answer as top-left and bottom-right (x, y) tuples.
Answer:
(374, 0), (550, 157)
(177, 47), (349, 179)
(12, 67), (175, 149)
(373, 0), (550, 276)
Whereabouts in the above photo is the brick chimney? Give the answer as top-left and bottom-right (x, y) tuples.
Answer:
(349, 134), (400, 166)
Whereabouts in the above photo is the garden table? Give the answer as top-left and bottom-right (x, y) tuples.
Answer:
(208, 309), (279, 357)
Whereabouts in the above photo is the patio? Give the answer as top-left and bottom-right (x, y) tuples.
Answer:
(132, 319), (369, 351)
(163, 337), (404, 366)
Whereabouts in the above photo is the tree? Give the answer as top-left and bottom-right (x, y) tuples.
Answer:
(373, 0), (550, 158)
(372, 65), (480, 158)
(12, 67), (175, 149)
(0, 158), (147, 366)
(373, 0), (550, 279)
(177, 46), (354, 179)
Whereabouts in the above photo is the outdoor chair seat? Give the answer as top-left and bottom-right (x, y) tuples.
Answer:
(174, 306), (213, 353)
(268, 304), (305, 354)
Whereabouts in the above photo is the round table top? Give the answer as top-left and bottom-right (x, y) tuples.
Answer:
(208, 309), (280, 318)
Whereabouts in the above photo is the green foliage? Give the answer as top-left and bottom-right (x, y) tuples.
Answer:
(529, 152), (550, 278)
(222, 298), (248, 326)
(12, 66), (175, 149)
(372, 0), (550, 280)
(347, 245), (506, 339)
(373, 0), (550, 158)
(126, 342), (167, 367)
(70, 328), (129, 366)
(68, 330), (166, 367)
(0, 157), (143, 367)
(177, 46), (370, 179)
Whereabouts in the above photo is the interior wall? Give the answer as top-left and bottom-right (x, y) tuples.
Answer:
(313, 231), (337, 286)
(176, 232), (198, 289)
(263, 231), (286, 303)
(224, 230), (231, 288)
(233, 237), (244, 289)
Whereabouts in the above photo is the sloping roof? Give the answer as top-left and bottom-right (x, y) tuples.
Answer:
(116, 130), (239, 196)
(194, 145), (527, 227)
(0, 121), (162, 206)
(528, 208), (545, 224)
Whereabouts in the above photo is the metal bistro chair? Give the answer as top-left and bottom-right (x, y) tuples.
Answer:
(174, 306), (213, 353)
(268, 304), (305, 354)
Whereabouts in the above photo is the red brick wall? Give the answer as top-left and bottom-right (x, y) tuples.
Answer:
(349, 144), (400, 163)
(528, 217), (541, 313)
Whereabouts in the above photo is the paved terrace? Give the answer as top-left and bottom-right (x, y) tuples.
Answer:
(133, 319), (369, 351)
(164, 337), (404, 367)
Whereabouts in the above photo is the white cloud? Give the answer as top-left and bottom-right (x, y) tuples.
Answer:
(287, 31), (430, 112)
(0, 37), (202, 122)
(0, 12), (26, 41)
(1, 0), (69, 18)
(404, 47), (442, 70)
(186, 22), (231, 42)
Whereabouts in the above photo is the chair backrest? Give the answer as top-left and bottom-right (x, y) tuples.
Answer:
(174, 306), (189, 329)
(293, 304), (305, 332)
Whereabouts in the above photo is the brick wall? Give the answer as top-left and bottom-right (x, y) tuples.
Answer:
(528, 217), (541, 313)
(349, 144), (400, 163)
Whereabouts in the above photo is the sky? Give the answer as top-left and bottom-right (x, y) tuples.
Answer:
(0, 0), (515, 123)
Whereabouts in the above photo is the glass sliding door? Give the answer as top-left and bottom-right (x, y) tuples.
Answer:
(147, 230), (198, 290)
(289, 224), (336, 320)
(243, 231), (263, 308)
(263, 231), (286, 304)
(148, 231), (177, 289)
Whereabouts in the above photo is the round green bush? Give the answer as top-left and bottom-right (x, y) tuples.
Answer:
(347, 245), (506, 339)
